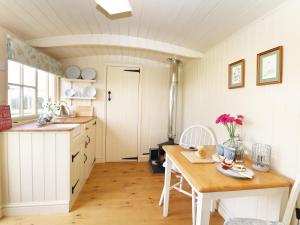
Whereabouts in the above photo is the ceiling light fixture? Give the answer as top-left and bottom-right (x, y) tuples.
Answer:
(95, 0), (132, 15)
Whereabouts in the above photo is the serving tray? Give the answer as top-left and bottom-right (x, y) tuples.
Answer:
(216, 163), (254, 179)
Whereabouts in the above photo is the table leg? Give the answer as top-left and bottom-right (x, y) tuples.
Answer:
(163, 155), (172, 217)
(196, 192), (211, 225)
(210, 200), (217, 212)
(192, 188), (196, 225)
(279, 187), (289, 221)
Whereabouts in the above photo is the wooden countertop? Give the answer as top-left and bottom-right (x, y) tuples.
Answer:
(6, 123), (80, 132)
(3, 117), (96, 132)
(53, 116), (96, 124)
(163, 145), (292, 193)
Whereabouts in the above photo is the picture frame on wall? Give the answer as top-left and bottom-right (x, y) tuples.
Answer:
(228, 59), (245, 89)
(257, 46), (283, 86)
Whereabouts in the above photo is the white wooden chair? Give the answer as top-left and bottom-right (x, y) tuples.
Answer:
(159, 125), (216, 225)
(224, 178), (300, 225)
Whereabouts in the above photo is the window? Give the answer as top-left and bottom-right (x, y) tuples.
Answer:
(8, 60), (58, 120)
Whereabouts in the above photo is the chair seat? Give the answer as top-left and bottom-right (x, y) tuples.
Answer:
(224, 218), (283, 225)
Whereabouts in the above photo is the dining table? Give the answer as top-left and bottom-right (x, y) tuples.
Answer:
(162, 145), (292, 225)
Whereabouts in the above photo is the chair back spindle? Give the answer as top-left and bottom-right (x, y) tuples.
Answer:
(179, 125), (216, 149)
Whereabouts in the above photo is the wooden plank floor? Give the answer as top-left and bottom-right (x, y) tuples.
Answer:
(0, 162), (224, 225)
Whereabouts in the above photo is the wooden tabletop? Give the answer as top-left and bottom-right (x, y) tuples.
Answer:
(163, 145), (292, 193)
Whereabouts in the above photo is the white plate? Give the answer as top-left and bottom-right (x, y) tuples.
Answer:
(81, 68), (97, 80)
(64, 88), (77, 97)
(82, 86), (96, 98)
(216, 163), (254, 179)
(65, 65), (81, 79)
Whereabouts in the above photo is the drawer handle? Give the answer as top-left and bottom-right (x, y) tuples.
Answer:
(72, 151), (79, 162)
(85, 136), (90, 148)
(93, 121), (96, 125)
(84, 153), (87, 164)
(72, 179), (79, 194)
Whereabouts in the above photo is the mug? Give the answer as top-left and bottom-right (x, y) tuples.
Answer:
(216, 144), (224, 156)
(223, 146), (236, 160)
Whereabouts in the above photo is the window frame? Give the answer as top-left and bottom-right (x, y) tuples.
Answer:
(7, 60), (58, 122)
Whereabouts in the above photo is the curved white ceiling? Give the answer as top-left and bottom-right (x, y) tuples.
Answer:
(27, 34), (203, 58)
(0, 0), (287, 60)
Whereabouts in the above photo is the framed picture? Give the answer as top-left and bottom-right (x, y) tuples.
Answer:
(228, 59), (245, 89)
(257, 46), (283, 86)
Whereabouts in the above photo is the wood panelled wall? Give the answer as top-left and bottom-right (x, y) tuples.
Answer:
(182, 1), (300, 224)
(60, 55), (182, 162)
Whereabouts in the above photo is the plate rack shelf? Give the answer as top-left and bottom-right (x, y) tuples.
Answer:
(60, 78), (97, 105)
(61, 78), (96, 83)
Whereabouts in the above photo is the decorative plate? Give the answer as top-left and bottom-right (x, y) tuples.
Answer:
(216, 163), (254, 179)
(81, 68), (97, 80)
(82, 86), (96, 98)
(65, 65), (81, 79)
(64, 88), (77, 97)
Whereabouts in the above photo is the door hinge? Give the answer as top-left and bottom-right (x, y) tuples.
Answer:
(124, 69), (140, 73)
(122, 156), (138, 160)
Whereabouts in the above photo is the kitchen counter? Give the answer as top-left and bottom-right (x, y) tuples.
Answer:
(6, 122), (80, 132)
(0, 116), (97, 215)
(4, 116), (96, 132)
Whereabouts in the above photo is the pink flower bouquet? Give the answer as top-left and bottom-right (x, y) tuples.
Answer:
(216, 114), (244, 138)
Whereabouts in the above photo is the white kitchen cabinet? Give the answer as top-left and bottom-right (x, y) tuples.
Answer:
(83, 119), (97, 179)
(0, 119), (97, 216)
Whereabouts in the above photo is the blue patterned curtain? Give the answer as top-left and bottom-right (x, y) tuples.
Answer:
(6, 35), (62, 75)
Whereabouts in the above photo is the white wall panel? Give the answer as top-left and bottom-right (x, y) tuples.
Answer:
(55, 133), (70, 200)
(7, 133), (20, 203)
(32, 133), (45, 201)
(182, 1), (300, 224)
(19, 133), (33, 202)
(44, 133), (56, 201)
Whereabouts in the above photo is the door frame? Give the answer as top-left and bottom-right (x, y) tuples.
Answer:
(104, 64), (143, 162)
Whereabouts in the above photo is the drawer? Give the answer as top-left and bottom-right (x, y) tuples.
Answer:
(84, 119), (97, 131)
(71, 124), (81, 138)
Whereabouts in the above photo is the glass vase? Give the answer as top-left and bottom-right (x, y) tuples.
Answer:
(223, 136), (244, 162)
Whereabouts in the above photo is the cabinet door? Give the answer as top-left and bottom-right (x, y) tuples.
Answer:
(70, 142), (83, 198)
(84, 122), (96, 178)
(89, 120), (96, 166)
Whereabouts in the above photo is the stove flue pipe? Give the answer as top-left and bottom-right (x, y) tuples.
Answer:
(168, 58), (181, 141)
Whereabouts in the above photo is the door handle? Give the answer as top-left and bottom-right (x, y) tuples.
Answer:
(108, 91), (111, 101)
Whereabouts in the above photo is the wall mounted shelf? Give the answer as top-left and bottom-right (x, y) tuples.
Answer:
(61, 97), (96, 100)
(61, 78), (96, 83)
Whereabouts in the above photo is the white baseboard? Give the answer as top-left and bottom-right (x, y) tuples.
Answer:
(96, 157), (105, 163)
(218, 201), (232, 221)
(96, 156), (149, 163)
(3, 201), (69, 216)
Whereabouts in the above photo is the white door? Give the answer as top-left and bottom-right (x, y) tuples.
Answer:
(106, 66), (140, 162)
